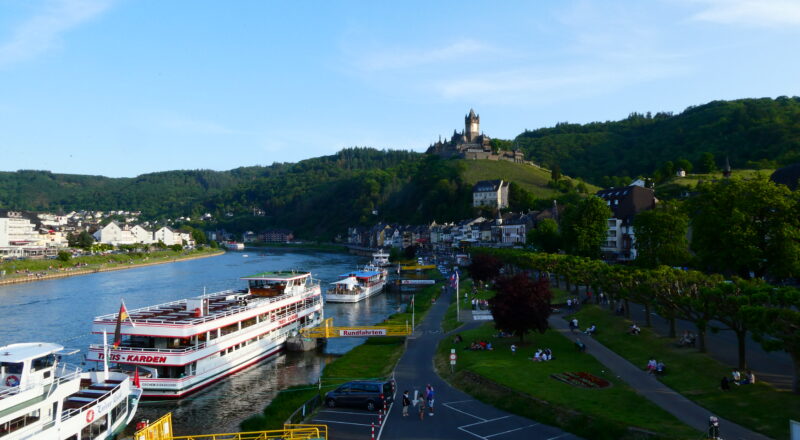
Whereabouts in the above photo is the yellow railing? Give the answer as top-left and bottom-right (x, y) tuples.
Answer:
(133, 412), (327, 440)
(399, 264), (436, 271)
(300, 317), (410, 338)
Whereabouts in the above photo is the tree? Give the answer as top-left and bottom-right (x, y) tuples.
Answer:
(675, 158), (692, 173)
(687, 176), (800, 279)
(468, 254), (502, 282)
(56, 251), (71, 262)
(68, 231), (95, 249)
(560, 196), (612, 259)
(633, 202), (690, 269)
(489, 273), (552, 343)
(527, 218), (560, 253)
(190, 228), (207, 245)
(698, 152), (717, 173)
(551, 164), (561, 182)
(742, 286), (800, 393)
(507, 182), (537, 212)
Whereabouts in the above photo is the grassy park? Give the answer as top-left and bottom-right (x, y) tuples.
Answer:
(435, 323), (700, 439)
(571, 306), (800, 439)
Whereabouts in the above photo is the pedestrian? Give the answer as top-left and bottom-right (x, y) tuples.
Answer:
(567, 298), (572, 309)
(425, 384), (435, 416)
(570, 318), (579, 333)
(402, 390), (411, 417)
(417, 391), (425, 420)
(511, 344), (516, 355)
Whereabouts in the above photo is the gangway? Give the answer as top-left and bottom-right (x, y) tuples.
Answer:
(134, 412), (327, 440)
(399, 264), (436, 272)
(300, 317), (411, 338)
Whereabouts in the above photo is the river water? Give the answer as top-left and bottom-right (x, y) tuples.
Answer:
(0, 250), (408, 434)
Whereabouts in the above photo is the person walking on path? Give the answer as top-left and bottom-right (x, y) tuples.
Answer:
(425, 384), (435, 416)
(416, 391), (426, 420)
(402, 390), (411, 417)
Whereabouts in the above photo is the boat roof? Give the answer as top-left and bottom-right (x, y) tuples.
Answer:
(241, 271), (310, 281)
(340, 270), (381, 278)
(331, 276), (358, 286)
(0, 343), (63, 363)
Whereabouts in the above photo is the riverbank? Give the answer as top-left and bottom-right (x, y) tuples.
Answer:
(245, 242), (348, 253)
(241, 276), (442, 431)
(0, 248), (224, 286)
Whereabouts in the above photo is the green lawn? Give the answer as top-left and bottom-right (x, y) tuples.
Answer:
(437, 323), (700, 439)
(459, 159), (599, 198)
(661, 169), (775, 188)
(571, 306), (800, 440)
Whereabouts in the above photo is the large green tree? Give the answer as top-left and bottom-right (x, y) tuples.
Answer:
(526, 218), (560, 253)
(687, 176), (800, 279)
(560, 196), (612, 259)
(633, 202), (690, 269)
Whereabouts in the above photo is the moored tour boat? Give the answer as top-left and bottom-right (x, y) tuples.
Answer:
(0, 342), (142, 439)
(325, 265), (387, 303)
(370, 249), (391, 267)
(87, 271), (324, 399)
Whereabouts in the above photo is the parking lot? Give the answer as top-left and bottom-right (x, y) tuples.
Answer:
(310, 403), (393, 440)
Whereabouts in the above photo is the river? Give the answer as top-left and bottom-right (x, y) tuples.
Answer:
(0, 249), (408, 434)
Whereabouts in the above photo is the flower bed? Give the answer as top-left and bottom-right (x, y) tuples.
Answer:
(550, 372), (611, 389)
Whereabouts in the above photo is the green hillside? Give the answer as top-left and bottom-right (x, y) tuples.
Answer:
(515, 97), (800, 184)
(459, 159), (600, 198)
(656, 168), (775, 199)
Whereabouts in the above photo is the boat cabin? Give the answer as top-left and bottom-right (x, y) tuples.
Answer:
(1, 343), (61, 394)
(241, 271), (312, 297)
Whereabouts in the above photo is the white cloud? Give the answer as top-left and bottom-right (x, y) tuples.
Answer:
(0, 0), (113, 69)
(689, 0), (800, 27)
(351, 39), (500, 73)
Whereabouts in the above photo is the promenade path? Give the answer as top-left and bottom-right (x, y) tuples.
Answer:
(379, 289), (581, 440)
(549, 315), (770, 440)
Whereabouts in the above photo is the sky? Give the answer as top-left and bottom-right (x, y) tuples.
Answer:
(0, 0), (799, 177)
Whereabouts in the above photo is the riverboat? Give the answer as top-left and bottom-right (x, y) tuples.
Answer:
(370, 249), (391, 267)
(223, 242), (245, 251)
(0, 342), (142, 439)
(325, 265), (387, 303)
(87, 271), (324, 399)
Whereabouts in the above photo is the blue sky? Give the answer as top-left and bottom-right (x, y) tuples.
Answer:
(1, 0), (799, 177)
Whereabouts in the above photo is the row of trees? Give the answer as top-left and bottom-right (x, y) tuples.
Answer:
(473, 249), (800, 393)
(526, 176), (800, 282)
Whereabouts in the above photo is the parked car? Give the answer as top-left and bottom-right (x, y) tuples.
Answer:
(324, 380), (394, 411)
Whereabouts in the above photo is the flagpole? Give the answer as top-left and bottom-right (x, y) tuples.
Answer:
(455, 271), (460, 324)
(412, 296), (415, 334)
(102, 330), (109, 381)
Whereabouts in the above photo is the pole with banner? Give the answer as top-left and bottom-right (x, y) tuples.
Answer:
(450, 349), (457, 373)
(411, 296), (415, 334)
(455, 271), (460, 323)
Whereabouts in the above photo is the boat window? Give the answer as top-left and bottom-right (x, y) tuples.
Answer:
(110, 401), (127, 425)
(31, 354), (55, 372)
(221, 322), (238, 336)
(0, 362), (23, 375)
(81, 413), (108, 439)
(241, 317), (257, 329)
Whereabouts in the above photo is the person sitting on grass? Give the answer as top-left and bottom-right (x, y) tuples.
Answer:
(532, 349), (543, 362)
(584, 324), (597, 335)
(747, 370), (756, 385)
(656, 361), (666, 376)
(629, 323), (641, 335)
(720, 376), (731, 391)
(646, 358), (657, 374)
(731, 369), (741, 385)
(543, 348), (553, 361)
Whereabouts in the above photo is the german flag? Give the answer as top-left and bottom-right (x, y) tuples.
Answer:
(112, 301), (131, 348)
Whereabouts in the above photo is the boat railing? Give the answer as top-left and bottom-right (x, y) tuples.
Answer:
(92, 290), (239, 321)
(0, 363), (81, 399)
(60, 383), (120, 422)
(89, 297), (321, 355)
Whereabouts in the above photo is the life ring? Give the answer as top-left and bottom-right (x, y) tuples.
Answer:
(85, 409), (95, 423)
(5, 375), (20, 387)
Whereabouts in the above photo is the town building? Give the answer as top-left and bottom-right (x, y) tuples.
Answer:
(0, 211), (59, 259)
(473, 180), (510, 209)
(595, 185), (657, 261)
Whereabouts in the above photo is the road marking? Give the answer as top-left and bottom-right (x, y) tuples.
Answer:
(313, 419), (373, 427)
(444, 399), (474, 405)
(458, 426), (489, 440)
(460, 415), (512, 428)
(546, 434), (571, 440)
(442, 401), (486, 421)
(485, 423), (540, 438)
(376, 401), (394, 440)
(318, 410), (379, 416)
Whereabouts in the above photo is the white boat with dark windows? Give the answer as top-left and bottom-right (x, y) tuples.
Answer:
(370, 249), (391, 267)
(325, 265), (388, 303)
(223, 242), (245, 251)
(86, 271), (324, 399)
(0, 342), (142, 440)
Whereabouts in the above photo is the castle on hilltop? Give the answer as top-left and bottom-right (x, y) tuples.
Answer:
(426, 109), (526, 163)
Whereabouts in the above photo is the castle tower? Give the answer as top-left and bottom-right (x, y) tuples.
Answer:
(465, 109), (479, 143)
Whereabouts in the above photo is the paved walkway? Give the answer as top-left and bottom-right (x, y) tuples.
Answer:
(549, 315), (771, 440)
(380, 290), (581, 440)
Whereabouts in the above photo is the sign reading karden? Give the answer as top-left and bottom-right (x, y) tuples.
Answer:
(339, 329), (387, 337)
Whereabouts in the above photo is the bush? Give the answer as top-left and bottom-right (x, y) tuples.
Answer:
(57, 251), (71, 262)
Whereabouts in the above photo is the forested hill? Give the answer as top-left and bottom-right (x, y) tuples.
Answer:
(515, 97), (800, 184)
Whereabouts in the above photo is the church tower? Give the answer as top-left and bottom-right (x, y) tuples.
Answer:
(465, 109), (480, 143)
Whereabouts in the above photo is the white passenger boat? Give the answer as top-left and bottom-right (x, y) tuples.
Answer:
(325, 265), (387, 303)
(370, 249), (391, 267)
(87, 271), (323, 399)
(224, 242), (245, 251)
(0, 342), (142, 439)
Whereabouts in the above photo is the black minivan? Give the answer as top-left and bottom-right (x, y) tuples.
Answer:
(324, 380), (394, 411)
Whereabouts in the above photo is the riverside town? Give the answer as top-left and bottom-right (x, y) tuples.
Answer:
(2, 3), (800, 440)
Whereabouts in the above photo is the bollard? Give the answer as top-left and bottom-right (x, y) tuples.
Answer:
(378, 409), (383, 426)
(371, 422), (375, 440)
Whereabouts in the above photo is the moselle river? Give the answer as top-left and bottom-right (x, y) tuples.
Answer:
(0, 249), (412, 434)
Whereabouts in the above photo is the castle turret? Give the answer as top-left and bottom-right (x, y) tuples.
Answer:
(465, 109), (479, 143)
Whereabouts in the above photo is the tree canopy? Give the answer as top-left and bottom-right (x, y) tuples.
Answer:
(489, 273), (553, 343)
(560, 196), (612, 259)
